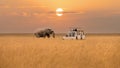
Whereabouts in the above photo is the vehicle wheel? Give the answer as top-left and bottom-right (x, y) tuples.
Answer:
(76, 37), (78, 40)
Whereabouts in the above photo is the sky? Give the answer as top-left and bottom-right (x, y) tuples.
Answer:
(0, 0), (120, 33)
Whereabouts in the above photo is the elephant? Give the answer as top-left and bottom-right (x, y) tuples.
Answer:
(34, 29), (55, 38)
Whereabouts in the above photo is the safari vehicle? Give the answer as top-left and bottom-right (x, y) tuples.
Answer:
(63, 28), (85, 40)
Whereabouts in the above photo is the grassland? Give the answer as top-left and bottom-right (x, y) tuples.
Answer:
(0, 34), (120, 68)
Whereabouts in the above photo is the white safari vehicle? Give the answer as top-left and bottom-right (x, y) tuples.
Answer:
(63, 28), (85, 40)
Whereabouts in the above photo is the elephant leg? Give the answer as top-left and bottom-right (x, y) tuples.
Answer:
(45, 34), (50, 38)
(46, 34), (50, 38)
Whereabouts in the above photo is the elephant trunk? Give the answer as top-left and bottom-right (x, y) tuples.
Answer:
(52, 31), (55, 38)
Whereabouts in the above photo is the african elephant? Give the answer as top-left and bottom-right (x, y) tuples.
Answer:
(34, 29), (55, 38)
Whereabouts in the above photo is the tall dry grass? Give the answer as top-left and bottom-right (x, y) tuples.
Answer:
(0, 34), (120, 68)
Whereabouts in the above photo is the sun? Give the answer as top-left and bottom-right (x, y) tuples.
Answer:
(56, 8), (64, 16)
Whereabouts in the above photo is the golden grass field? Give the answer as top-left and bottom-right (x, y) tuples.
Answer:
(0, 34), (120, 68)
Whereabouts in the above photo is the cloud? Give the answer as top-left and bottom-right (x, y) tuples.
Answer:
(64, 11), (85, 15)
(21, 12), (29, 17)
(10, 12), (19, 16)
(103, 11), (120, 17)
(0, 4), (10, 8)
(47, 11), (85, 15)
(9, 12), (30, 17)
(32, 13), (40, 16)
(9, 12), (47, 17)
(16, 5), (47, 9)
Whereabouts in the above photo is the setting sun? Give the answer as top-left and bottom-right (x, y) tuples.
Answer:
(56, 8), (64, 16)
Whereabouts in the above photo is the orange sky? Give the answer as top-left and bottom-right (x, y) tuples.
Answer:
(1, 0), (120, 10)
(0, 0), (120, 33)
